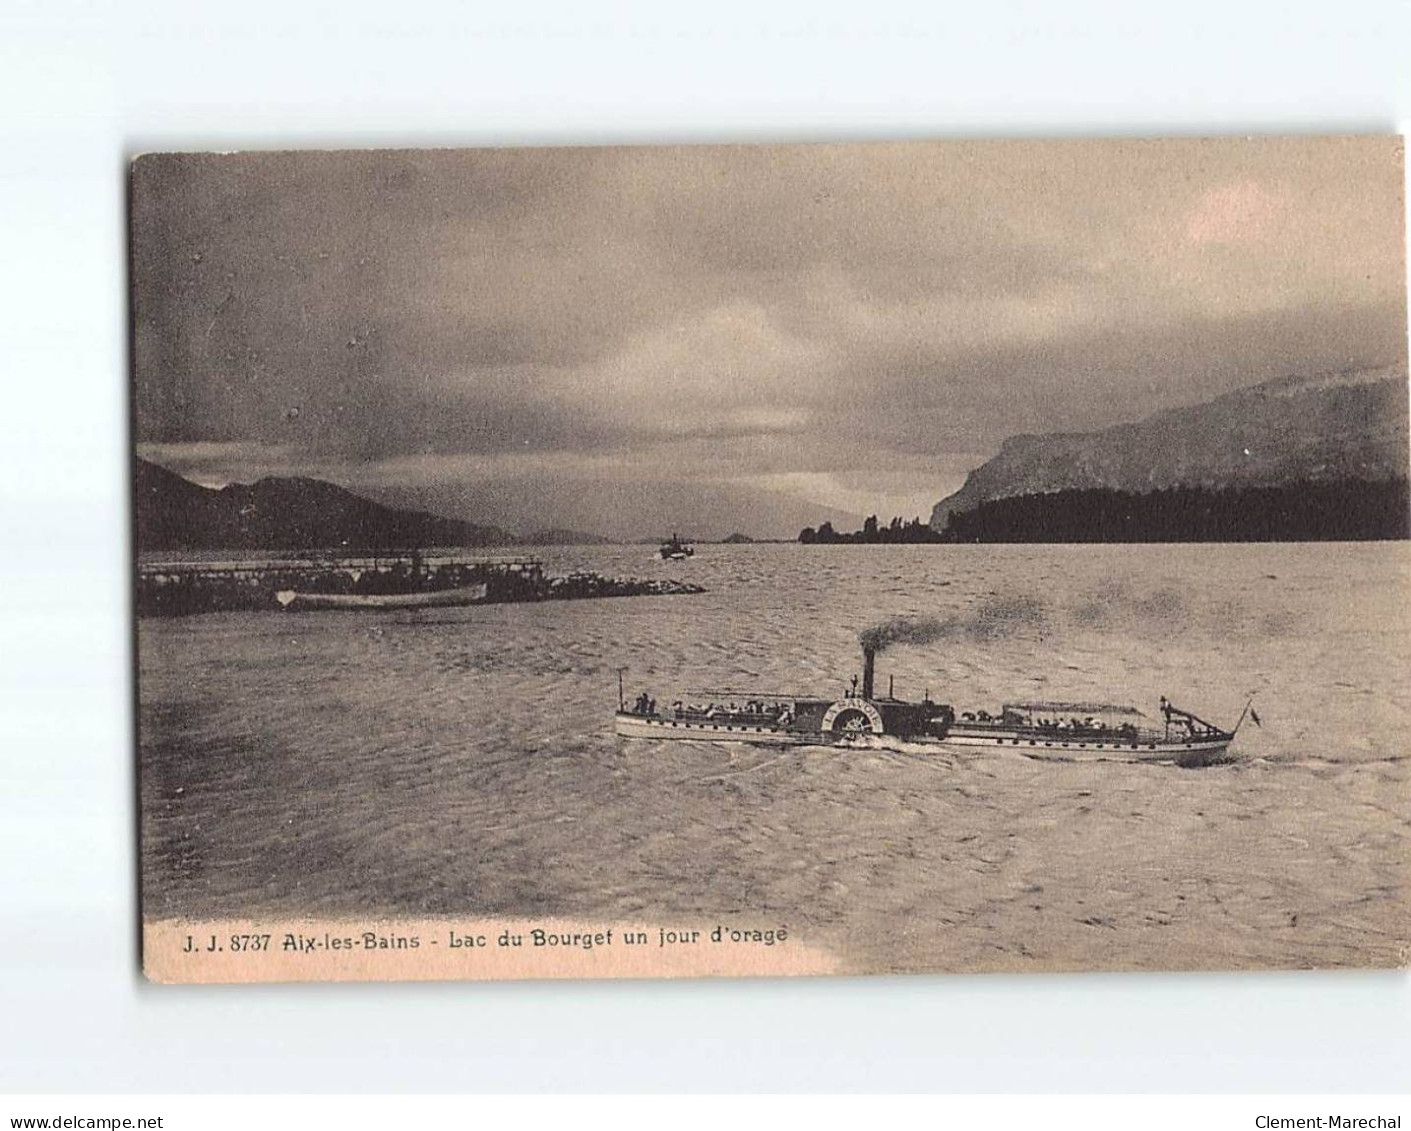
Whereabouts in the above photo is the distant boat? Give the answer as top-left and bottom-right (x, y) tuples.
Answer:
(659, 533), (695, 560)
(275, 582), (488, 611)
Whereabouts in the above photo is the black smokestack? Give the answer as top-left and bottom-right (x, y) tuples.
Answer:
(862, 646), (876, 700)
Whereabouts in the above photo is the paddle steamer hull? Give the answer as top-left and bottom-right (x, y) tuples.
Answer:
(614, 712), (816, 745)
(614, 641), (1243, 766)
(613, 711), (1232, 763)
(934, 725), (1232, 763)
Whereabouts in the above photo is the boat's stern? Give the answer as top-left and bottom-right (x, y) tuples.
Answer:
(615, 711), (660, 739)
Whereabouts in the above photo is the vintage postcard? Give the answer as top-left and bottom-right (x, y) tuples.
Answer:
(132, 136), (1409, 983)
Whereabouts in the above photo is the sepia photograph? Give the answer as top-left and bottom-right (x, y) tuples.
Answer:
(130, 135), (1409, 983)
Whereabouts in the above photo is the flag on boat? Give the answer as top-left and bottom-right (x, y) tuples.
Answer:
(1249, 707), (1261, 727)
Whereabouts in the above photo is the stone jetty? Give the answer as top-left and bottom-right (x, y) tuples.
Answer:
(136, 555), (703, 617)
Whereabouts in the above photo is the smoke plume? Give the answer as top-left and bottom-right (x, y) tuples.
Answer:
(860, 595), (1049, 654)
(860, 580), (1253, 657)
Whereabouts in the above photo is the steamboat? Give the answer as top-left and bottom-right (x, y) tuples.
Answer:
(659, 534), (695, 560)
(614, 645), (1249, 766)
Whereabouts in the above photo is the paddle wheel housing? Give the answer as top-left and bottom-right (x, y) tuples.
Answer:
(821, 699), (885, 735)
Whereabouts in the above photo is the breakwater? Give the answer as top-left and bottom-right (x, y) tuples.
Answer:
(136, 555), (703, 617)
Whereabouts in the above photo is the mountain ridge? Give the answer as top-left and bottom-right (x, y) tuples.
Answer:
(930, 364), (1410, 528)
(135, 459), (527, 551)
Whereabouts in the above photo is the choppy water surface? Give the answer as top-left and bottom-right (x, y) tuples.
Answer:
(139, 543), (1410, 972)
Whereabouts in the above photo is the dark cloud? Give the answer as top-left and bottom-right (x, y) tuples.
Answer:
(131, 138), (1407, 536)
(823, 296), (1409, 458)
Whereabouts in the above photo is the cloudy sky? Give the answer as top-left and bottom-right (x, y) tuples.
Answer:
(132, 136), (1406, 538)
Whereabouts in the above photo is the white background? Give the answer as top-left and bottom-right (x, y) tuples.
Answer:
(0, 0), (1407, 1094)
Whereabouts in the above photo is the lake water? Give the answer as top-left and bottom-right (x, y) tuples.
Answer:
(138, 542), (1410, 973)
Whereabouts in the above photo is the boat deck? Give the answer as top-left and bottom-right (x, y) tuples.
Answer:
(614, 710), (1233, 760)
